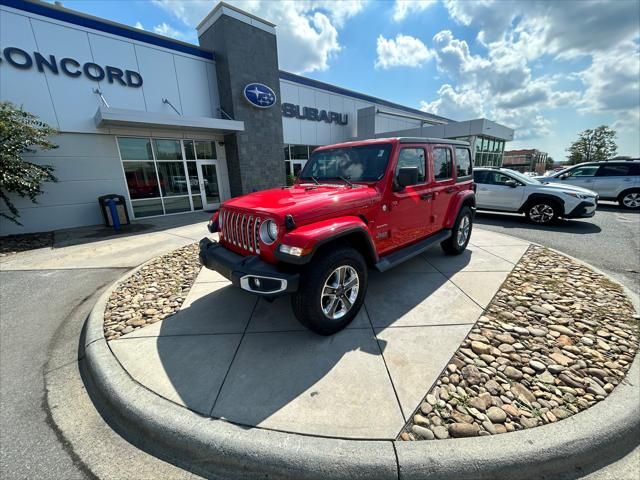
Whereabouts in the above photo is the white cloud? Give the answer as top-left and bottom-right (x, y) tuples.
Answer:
(151, 0), (367, 73)
(375, 34), (434, 69)
(153, 22), (189, 40)
(392, 0), (437, 22)
(134, 21), (144, 30)
(420, 84), (484, 120)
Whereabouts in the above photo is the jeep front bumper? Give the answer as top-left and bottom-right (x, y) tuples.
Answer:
(198, 237), (299, 296)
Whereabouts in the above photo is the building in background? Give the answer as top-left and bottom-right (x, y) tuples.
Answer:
(1, 0), (514, 235)
(503, 149), (548, 174)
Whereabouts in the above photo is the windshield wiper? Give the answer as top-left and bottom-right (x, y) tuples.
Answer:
(310, 175), (320, 185)
(336, 176), (354, 188)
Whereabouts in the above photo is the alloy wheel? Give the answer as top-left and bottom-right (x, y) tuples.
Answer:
(457, 214), (471, 247)
(320, 265), (359, 320)
(529, 204), (555, 223)
(622, 193), (640, 208)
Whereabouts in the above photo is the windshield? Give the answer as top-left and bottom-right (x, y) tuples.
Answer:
(504, 169), (541, 185)
(299, 144), (392, 182)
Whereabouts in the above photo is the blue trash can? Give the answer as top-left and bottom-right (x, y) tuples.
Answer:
(98, 194), (130, 230)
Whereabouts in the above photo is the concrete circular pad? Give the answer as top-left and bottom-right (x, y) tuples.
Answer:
(106, 230), (527, 439)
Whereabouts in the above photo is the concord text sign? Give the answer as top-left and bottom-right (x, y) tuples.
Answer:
(0, 47), (143, 87)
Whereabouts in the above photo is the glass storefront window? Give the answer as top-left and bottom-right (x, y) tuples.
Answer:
(123, 162), (160, 199)
(163, 196), (192, 214)
(186, 162), (200, 193)
(131, 199), (164, 218)
(196, 141), (216, 159)
(157, 162), (189, 197)
(291, 145), (309, 159)
(118, 138), (153, 160)
(284, 145), (290, 160)
(184, 140), (196, 160)
(154, 139), (182, 160)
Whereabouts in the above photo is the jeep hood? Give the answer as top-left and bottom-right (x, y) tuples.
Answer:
(222, 184), (377, 223)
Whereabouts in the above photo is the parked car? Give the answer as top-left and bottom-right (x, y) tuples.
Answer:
(474, 167), (598, 224)
(536, 161), (640, 209)
(200, 137), (475, 335)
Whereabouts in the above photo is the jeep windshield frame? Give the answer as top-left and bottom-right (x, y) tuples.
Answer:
(299, 143), (393, 183)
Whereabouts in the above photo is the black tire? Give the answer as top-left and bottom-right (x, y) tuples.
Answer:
(524, 199), (560, 224)
(441, 206), (473, 255)
(618, 189), (640, 210)
(291, 246), (368, 335)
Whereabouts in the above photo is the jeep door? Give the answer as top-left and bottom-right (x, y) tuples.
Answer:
(474, 171), (525, 211)
(382, 146), (432, 252)
(428, 145), (457, 229)
(593, 163), (636, 198)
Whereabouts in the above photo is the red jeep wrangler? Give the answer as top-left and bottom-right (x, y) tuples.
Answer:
(199, 137), (475, 335)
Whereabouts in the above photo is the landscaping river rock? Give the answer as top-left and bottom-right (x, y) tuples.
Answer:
(103, 243), (200, 340)
(400, 245), (639, 441)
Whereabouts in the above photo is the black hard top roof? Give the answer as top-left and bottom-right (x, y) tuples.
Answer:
(397, 137), (470, 146)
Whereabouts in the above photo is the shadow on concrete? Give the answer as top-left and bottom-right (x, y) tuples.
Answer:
(153, 243), (474, 436)
(475, 211), (603, 234)
(53, 211), (214, 248)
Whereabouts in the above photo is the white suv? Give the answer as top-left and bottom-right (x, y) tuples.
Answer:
(474, 167), (598, 224)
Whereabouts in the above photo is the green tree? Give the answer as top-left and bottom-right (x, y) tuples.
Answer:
(545, 156), (554, 170)
(0, 102), (58, 225)
(566, 125), (617, 165)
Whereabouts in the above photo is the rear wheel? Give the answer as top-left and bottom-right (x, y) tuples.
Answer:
(441, 206), (473, 255)
(619, 190), (640, 209)
(525, 200), (559, 224)
(291, 247), (367, 335)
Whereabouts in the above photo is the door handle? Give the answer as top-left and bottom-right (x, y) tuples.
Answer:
(445, 187), (457, 193)
(420, 193), (433, 201)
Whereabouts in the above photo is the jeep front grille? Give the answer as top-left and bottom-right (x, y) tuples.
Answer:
(218, 209), (261, 254)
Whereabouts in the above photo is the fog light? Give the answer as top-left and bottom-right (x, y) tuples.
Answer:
(279, 244), (306, 257)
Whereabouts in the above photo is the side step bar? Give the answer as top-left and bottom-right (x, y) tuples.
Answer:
(374, 229), (452, 272)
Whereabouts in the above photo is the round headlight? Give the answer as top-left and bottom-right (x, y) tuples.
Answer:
(260, 220), (278, 245)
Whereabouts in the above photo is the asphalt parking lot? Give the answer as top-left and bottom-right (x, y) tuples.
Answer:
(475, 202), (640, 290)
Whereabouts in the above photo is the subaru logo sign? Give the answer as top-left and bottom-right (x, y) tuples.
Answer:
(243, 83), (276, 109)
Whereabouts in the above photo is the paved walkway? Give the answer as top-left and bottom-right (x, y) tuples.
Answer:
(0, 212), (211, 270)
(108, 229), (531, 439)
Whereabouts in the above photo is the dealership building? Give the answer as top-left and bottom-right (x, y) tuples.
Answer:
(0, 0), (514, 235)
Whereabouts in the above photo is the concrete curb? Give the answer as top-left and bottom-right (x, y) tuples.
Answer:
(83, 238), (640, 480)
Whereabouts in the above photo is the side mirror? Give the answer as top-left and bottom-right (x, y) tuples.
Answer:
(559, 173), (569, 180)
(504, 180), (518, 188)
(396, 167), (419, 189)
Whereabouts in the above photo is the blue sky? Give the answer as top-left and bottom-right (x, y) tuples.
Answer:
(60, 0), (639, 162)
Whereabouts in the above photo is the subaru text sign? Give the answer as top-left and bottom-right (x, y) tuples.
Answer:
(243, 83), (277, 108)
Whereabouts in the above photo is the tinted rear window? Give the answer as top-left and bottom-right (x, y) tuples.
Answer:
(597, 164), (631, 176)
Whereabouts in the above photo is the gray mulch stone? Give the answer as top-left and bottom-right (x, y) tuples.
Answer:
(0, 232), (53, 256)
(103, 243), (200, 340)
(399, 245), (639, 441)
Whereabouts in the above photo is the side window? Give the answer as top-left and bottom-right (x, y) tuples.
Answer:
(493, 173), (515, 185)
(433, 147), (453, 181)
(455, 148), (472, 178)
(395, 148), (426, 185)
(568, 165), (599, 177)
(630, 164), (640, 176)
(597, 164), (630, 176)
(473, 170), (489, 184)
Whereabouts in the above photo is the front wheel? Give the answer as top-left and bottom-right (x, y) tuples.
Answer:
(619, 190), (640, 209)
(525, 201), (559, 224)
(291, 247), (368, 335)
(441, 206), (473, 255)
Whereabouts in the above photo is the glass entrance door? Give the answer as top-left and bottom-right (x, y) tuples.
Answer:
(197, 160), (221, 210)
